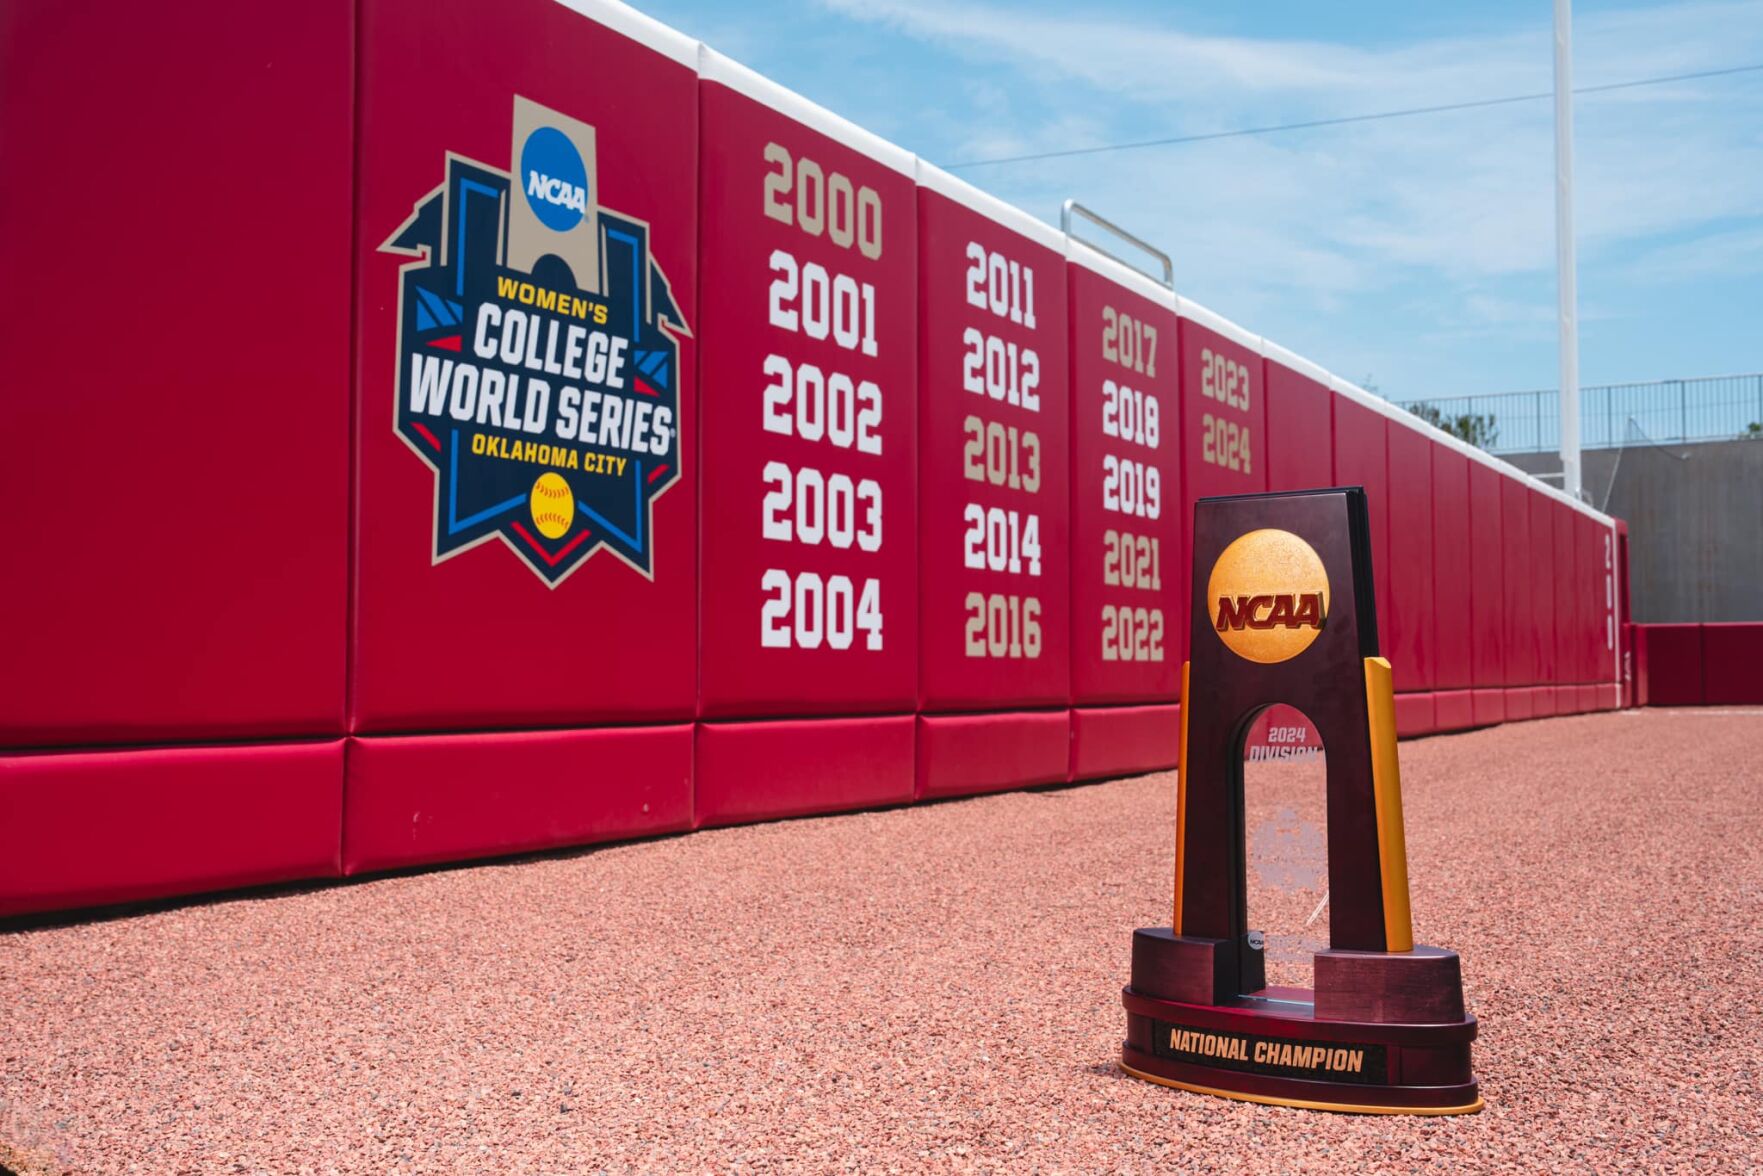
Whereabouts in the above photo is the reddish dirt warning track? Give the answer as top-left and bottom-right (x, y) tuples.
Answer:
(3, 710), (1761, 1173)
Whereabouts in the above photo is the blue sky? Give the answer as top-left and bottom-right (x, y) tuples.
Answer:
(640, 0), (1763, 403)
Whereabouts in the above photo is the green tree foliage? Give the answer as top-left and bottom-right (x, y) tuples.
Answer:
(1406, 401), (1500, 450)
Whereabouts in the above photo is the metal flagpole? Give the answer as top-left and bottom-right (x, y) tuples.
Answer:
(1554, 0), (1582, 499)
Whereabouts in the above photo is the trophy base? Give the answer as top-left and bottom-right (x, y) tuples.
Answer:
(1121, 928), (1482, 1116)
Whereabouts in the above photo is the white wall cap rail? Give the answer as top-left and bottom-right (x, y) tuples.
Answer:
(1261, 338), (1332, 387)
(697, 47), (916, 177)
(551, 0), (699, 67)
(1175, 294), (1263, 356)
(918, 162), (1066, 252)
(1064, 236), (1178, 309)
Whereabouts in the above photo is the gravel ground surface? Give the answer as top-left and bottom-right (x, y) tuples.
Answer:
(3, 709), (1761, 1174)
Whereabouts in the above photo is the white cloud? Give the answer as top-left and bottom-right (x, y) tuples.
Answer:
(821, 0), (1763, 110)
(816, 0), (1763, 313)
(1620, 224), (1763, 282)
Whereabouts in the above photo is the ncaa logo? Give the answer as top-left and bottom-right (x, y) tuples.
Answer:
(520, 125), (589, 231)
(1208, 528), (1330, 664)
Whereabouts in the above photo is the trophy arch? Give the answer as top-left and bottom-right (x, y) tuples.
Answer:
(1235, 702), (1332, 996)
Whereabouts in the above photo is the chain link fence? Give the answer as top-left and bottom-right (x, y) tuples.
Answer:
(1403, 373), (1763, 455)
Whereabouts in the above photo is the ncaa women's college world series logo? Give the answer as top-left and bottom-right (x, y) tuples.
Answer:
(382, 96), (689, 586)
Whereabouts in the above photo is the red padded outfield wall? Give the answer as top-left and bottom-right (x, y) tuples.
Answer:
(1067, 246), (1183, 780)
(1311, 377), (1624, 738)
(1176, 302), (1268, 654)
(916, 165), (1072, 799)
(1630, 621), (1763, 707)
(1432, 444), (1473, 731)
(1263, 346), (1335, 496)
(0, 0), (352, 751)
(1553, 500), (1579, 714)
(0, 0), (1625, 919)
(1469, 460), (1508, 727)
(694, 52), (920, 824)
(1532, 491), (1561, 715)
(1386, 421), (1436, 729)
(1502, 474), (1538, 719)
(344, 0), (701, 870)
(0, 0), (352, 915)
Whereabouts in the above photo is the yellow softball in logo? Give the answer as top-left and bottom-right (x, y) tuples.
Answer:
(1207, 528), (1331, 664)
(529, 472), (574, 540)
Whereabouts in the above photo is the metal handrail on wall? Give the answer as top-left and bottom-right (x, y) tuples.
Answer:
(1061, 200), (1174, 288)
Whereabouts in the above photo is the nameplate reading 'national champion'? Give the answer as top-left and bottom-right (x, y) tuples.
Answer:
(1150, 1024), (1389, 1085)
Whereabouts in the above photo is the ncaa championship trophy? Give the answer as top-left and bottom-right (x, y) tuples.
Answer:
(1119, 488), (1482, 1115)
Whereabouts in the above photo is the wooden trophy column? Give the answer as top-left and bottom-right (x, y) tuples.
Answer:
(1119, 488), (1481, 1115)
